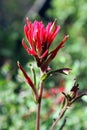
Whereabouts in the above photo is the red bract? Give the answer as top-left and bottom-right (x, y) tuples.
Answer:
(22, 17), (69, 72)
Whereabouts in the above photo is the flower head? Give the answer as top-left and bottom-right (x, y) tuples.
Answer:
(22, 17), (69, 72)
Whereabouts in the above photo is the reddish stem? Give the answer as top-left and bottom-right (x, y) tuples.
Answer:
(36, 82), (43, 130)
(50, 101), (67, 130)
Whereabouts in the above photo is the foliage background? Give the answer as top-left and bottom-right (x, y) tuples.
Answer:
(0, 0), (87, 129)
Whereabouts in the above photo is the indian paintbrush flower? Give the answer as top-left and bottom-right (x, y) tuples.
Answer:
(22, 17), (69, 72)
(17, 18), (87, 130)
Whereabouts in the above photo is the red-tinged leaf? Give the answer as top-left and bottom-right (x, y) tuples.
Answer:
(22, 39), (37, 56)
(47, 68), (71, 78)
(47, 35), (69, 64)
(17, 61), (38, 101)
(40, 35), (69, 71)
(17, 61), (35, 88)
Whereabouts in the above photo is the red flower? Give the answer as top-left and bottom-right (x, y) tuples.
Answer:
(43, 86), (65, 98)
(50, 86), (65, 95)
(22, 17), (69, 72)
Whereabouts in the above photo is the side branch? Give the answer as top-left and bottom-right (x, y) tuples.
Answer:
(50, 101), (68, 130)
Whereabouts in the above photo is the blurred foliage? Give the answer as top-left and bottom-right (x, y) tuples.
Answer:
(0, 0), (87, 130)
(46, 0), (87, 88)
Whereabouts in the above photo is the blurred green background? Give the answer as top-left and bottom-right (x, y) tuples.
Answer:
(0, 0), (87, 129)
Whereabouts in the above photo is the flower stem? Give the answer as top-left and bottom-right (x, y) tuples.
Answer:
(36, 82), (43, 130)
(36, 102), (41, 130)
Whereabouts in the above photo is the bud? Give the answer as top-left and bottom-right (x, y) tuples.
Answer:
(67, 80), (79, 101)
